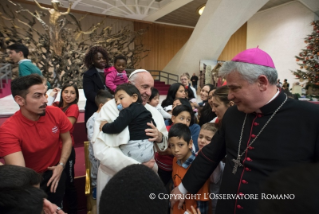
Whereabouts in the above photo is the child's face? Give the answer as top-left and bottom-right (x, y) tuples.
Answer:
(169, 136), (193, 163)
(114, 59), (127, 73)
(198, 129), (214, 150)
(115, 90), (137, 109)
(175, 85), (186, 99)
(172, 99), (182, 109)
(149, 94), (159, 107)
(172, 111), (191, 127)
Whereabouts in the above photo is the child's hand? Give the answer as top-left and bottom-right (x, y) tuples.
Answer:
(99, 121), (108, 131)
(49, 87), (60, 97)
(185, 206), (201, 214)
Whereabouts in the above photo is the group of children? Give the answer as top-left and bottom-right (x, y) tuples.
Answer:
(85, 88), (222, 214)
(80, 54), (223, 214)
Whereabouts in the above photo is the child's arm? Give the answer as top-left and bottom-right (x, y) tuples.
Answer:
(101, 108), (132, 134)
(105, 70), (118, 92)
(86, 116), (95, 142)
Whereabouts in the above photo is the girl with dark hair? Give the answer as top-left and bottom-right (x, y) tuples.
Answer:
(161, 83), (186, 112)
(198, 84), (217, 126)
(100, 83), (156, 164)
(53, 84), (79, 214)
(211, 86), (234, 125)
(83, 46), (110, 124)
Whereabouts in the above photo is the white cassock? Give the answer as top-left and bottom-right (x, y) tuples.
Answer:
(92, 99), (168, 211)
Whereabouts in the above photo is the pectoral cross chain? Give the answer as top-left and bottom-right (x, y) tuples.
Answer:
(232, 155), (243, 174)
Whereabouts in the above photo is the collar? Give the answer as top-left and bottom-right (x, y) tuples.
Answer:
(96, 68), (104, 73)
(258, 91), (287, 115)
(176, 151), (196, 169)
(18, 59), (31, 64)
(17, 109), (46, 126)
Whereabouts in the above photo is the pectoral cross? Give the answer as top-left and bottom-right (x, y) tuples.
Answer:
(232, 155), (243, 174)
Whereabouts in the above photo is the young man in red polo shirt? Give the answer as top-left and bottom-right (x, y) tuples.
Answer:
(0, 74), (72, 208)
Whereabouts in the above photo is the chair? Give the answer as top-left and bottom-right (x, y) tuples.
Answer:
(84, 141), (97, 214)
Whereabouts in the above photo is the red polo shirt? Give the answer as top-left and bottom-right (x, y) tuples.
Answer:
(0, 106), (72, 173)
(53, 102), (79, 146)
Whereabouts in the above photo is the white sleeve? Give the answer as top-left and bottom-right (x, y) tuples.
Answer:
(47, 96), (56, 106)
(157, 104), (172, 119)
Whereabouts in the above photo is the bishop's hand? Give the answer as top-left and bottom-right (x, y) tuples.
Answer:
(170, 186), (185, 210)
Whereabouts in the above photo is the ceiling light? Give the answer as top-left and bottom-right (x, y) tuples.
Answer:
(198, 5), (205, 15)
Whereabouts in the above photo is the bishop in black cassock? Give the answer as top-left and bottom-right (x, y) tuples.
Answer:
(171, 48), (319, 214)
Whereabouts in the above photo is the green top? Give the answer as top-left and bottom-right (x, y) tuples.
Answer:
(18, 60), (51, 89)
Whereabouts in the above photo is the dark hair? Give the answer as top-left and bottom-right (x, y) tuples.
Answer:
(58, 84), (79, 111)
(0, 186), (46, 214)
(11, 74), (43, 98)
(7, 43), (29, 58)
(161, 83), (185, 108)
(199, 85), (216, 126)
(95, 89), (113, 107)
(185, 85), (195, 100)
(172, 98), (195, 125)
(201, 84), (215, 101)
(113, 55), (127, 64)
(172, 104), (193, 116)
(0, 165), (45, 214)
(100, 164), (168, 214)
(149, 87), (159, 102)
(213, 86), (230, 106)
(168, 123), (191, 144)
(115, 83), (142, 103)
(0, 165), (41, 189)
(172, 105), (194, 127)
(173, 98), (192, 109)
(83, 46), (109, 69)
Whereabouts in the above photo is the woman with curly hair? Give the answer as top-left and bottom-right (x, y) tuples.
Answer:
(83, 46), (110, 124)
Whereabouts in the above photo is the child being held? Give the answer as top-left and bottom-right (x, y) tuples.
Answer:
(170, 123), (210, 214)
(148, 87), (171, 119)
(86, 90), (113, 199)
(198, 123), (225, 214)
(105, 55), (128, 93)
(101, 83), (156, 163)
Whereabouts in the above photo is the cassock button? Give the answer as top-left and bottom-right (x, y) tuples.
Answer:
(245, 167), (251, 171)
(237, 205), (243, 209)
(242, 180), (248, 184)
(246, 157), (252, 161)
(257, 113), (263, 118)
(253, 122), (259, 126)
(251, 134), (256, 138)
(248, 146), (254, 150)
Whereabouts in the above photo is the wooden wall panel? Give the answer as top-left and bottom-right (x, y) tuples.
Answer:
(134, 22), (193, 70)
(218, 23), (247, 61)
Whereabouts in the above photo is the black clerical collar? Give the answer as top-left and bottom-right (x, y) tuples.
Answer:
(258, 91), (287, 115)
